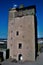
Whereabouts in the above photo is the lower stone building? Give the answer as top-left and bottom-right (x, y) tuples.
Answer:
(0, 39), (9, 61)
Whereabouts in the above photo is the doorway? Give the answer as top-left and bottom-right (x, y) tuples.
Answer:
(18, 54), (23, 61)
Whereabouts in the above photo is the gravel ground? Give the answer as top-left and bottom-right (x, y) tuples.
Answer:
(1, 53), (43, 65)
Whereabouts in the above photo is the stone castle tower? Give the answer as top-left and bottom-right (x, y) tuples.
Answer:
(7, 6), (37, 61)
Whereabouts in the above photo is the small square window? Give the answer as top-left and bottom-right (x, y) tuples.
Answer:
(11, 23), (13, 25)
(20, 25), (22, 27)
(11, 37), (13, 40)
(11, 30), (13, 33)
(19, 43), (22, 49)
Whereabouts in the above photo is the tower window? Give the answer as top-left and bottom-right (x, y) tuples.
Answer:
(11, 30), (13, 33)
(11, 22), (13, 25)
(11, 37), (13, 40)
(16, 31), (19, 36)
(20, 25), (22, 27)
(18, 54), (23, 61)
(19, 43), (22, 49)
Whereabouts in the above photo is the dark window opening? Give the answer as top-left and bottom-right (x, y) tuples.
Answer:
(11, 30), (13, 33)
(18, 54), (23, 61)
(11, 37), (13, 40)
(10, 44), (12, 46)
(19, 43), (22, 49)
(20, 25), (22, 27)
(11, 22), (13, 25)
(22, 35), (24, 38)
(16, 31), (19, 36)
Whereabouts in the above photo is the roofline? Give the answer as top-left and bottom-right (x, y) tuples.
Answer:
(17, 5), (36, 11)
(9, 5), (36, 13)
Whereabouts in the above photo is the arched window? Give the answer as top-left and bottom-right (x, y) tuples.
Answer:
(18, 54), (23, 61)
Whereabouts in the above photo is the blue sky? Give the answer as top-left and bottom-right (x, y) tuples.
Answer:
(0, 0), (43, 38)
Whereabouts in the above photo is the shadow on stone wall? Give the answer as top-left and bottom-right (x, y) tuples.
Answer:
(34, 15), (38, 59)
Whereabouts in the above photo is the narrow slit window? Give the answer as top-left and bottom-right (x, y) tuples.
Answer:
(16, 31), (19, 36)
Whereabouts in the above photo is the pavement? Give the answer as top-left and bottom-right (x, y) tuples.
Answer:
(1, 52), (43, 65)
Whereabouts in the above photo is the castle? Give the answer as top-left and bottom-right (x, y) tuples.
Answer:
(7, 5), (37, 61)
